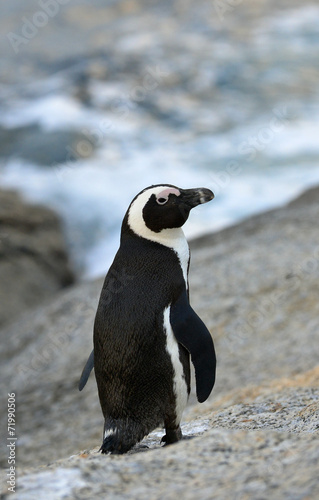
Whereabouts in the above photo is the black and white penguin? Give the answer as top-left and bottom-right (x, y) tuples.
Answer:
(79, 184), (216, 454)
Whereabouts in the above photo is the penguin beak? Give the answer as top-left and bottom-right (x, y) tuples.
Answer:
(178, 188), (214, 209)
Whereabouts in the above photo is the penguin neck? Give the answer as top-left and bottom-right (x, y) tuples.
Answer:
(122, 218), (190, 289)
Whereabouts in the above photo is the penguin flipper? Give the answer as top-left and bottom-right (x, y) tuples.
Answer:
(78, 349), (94, 391)
(170, 290), (216, 403)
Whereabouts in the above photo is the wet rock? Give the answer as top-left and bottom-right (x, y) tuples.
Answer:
(0, 125), (95, 166)
(0, 189), (74, 327)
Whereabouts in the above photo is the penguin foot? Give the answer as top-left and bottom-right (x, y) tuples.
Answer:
(100, 434), (133, 455)
(161, 427), (182, 446)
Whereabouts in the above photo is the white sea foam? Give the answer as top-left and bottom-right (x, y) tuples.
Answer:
(1, 152), (319, 279)
(1, 4), (319, 278)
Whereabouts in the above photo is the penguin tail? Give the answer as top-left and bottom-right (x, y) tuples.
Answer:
(100, 418), (145, 455)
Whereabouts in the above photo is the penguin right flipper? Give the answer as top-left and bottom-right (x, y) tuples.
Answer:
(78, 349), (94, 391)
(170, 290), (216, 403)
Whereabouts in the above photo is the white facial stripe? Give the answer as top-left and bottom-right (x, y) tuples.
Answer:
(127, 186), (189, 287)
(127, 186), (170, 242)
(164, 305), (189, 426)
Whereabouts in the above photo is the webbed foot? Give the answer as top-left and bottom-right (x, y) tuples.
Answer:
(161, 427), (182, 446)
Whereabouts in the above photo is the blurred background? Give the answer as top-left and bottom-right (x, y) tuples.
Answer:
(1, 0), (319, 279)
(1, 1), (319, 475)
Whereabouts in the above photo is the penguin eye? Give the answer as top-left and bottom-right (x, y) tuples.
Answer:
(157, 197), (168, 205)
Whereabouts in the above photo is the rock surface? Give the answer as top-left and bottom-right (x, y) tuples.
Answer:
(5, 375), (319, 500)
(0, 189), (74, 327)
(0, 125), (96, 167)
(1, 186), (319, 498)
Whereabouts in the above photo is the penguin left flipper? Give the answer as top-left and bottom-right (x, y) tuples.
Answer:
(170, 290), (216, 403)
(78, 349), (94, 391)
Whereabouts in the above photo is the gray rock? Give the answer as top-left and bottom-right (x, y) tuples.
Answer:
(3, 394), (319, 499)
(0, 125), (96, 166)
(189, 187), (319, 394)
(0, 189), (74, 328)
(1, 186), (319, 500)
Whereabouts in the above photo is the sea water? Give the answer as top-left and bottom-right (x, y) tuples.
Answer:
(0, 4), (319, 279)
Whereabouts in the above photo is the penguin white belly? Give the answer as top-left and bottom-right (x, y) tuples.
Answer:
(163, 305), (189, 426)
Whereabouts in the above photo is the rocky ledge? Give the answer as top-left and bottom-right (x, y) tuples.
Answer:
(0, 189), (74, 327)
(0, 186), (319, 499)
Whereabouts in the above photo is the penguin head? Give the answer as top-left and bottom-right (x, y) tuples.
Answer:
(124, 184), (214, 242)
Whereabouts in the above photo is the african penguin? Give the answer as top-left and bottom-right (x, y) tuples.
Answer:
(79, 184), (216, 454)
